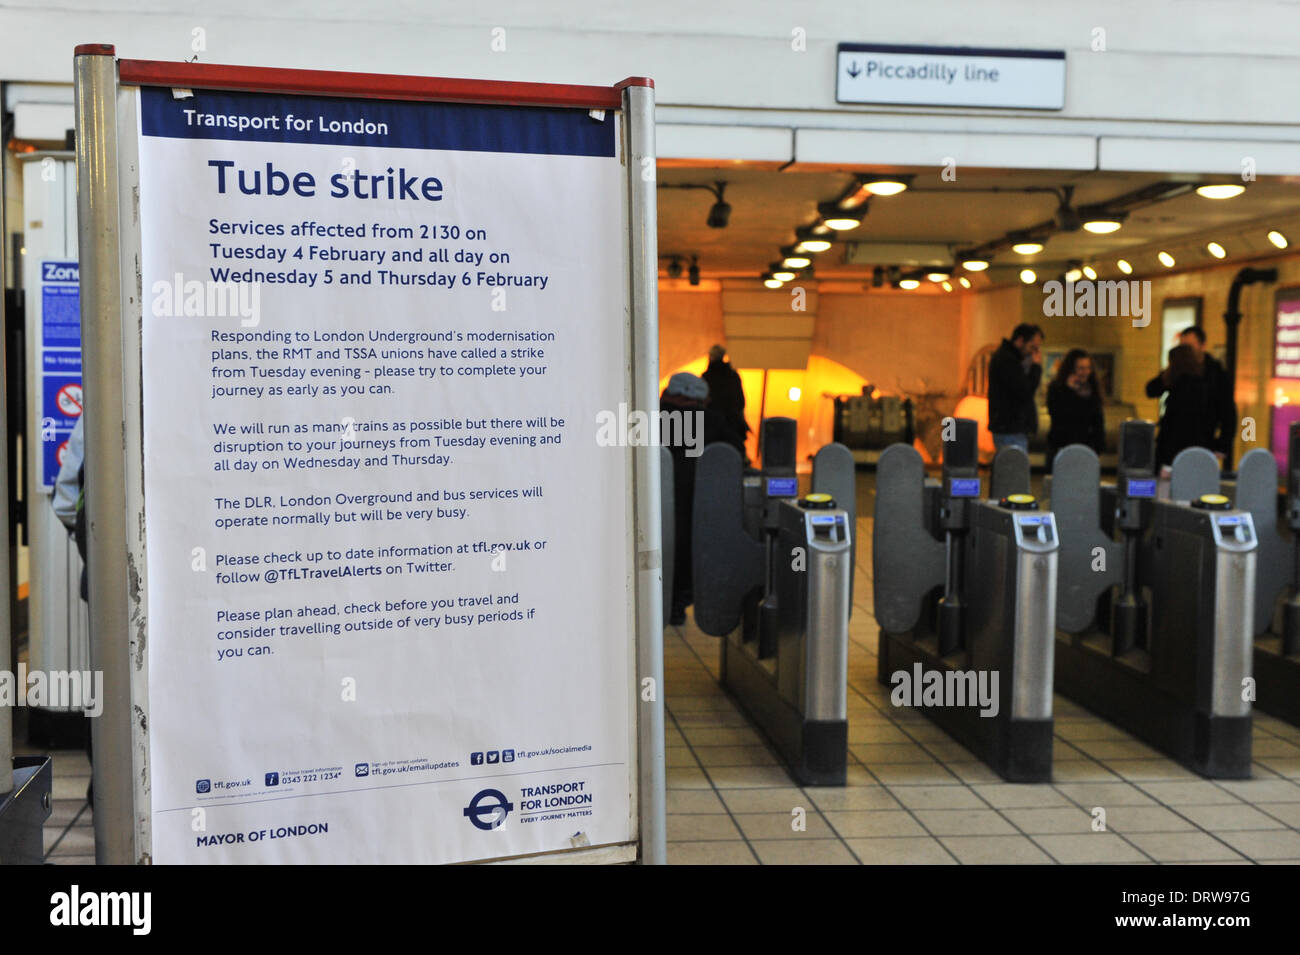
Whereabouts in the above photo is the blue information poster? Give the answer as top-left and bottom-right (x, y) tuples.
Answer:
(40, 260), (82, 488)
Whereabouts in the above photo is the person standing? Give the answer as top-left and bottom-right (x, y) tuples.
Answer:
(987, 323), (1045, 453)
(660, 372), (744, 626)
(1046, 348), (1105, 470)
(701, 344), (750, 443)
(1145, 324), (1234, 463)
(1149, 343), (1216, 467)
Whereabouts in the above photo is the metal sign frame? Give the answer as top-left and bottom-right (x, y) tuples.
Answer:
(73, 43), (664, 865)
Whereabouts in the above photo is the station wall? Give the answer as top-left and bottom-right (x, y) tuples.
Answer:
(659, 248), (1300, 467)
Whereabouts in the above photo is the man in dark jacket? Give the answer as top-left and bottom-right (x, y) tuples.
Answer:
(701, 344), (750, 442)
(1144, 324), (1235, 462)
(987, 323), (1045, 453)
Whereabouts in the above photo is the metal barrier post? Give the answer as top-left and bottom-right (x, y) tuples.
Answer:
(74, 44), (136, 865)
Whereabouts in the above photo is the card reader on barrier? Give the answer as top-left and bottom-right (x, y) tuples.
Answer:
(692, 418), (857, 785)
(873, 424), (1058, 782)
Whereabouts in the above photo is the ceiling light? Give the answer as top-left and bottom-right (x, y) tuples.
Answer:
(958, 276), (971, 289)
(1206, 242), (1226, 259)
(1082, 265), (1097, 280)
(926, 272), (950, 282)
(1064, 268), (1083, 283)
(823, 216), (860, 231)
(899, 278), (920, 290)
(763, 277), (783, 289)
(1012, 242), (1044, 255)
(782, 255), (811, 269)
(788, 387), (802, 401)
(941, 281), (953, 292)
(1196, 184), (1245, 200)
(1082, 216), (1124, 234)
(1268, 230), (1289, 249)
(1117, 259), (1133, 274)
(1020, 269), (1037, 284)
(961, 259), (989, 272)
(863, 179), (909, 196)
(796, 238), (832, 254)
(1158, 251), (1176, 268)
(818, 202), (863, 230)
(773, 270), (796, 282)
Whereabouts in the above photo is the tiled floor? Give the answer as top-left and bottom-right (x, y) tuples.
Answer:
(663, 511), (1300, 865)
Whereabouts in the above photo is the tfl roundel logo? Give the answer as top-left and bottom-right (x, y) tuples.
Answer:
(463, 788), (513, 831)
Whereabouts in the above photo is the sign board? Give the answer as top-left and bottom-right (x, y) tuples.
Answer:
(75, 48), (664, 865)
(39, 260), (82, 488)
(836, 43), (1065, 110)
(1271, 292), (1300, 477)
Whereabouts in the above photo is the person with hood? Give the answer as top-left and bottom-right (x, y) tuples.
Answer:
(660, 371), (743, 625)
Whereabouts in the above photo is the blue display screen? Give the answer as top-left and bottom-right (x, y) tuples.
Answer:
(1126, 478), (1157, 498)
(949, 477), (980, 498)
(810, 515), (839, 525)
(1018, 515), (1049, 526)
(1217, 515), (1244, 526)
(766, 477), (798, 497)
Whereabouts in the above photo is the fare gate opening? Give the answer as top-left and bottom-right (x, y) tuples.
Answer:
(1051, 421), (1256, 778)
(873, 419), (1057, 783)
(690, 417), (856, 786)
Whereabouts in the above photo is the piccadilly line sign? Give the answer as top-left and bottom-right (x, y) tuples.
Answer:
(836, 43), (1065, 110)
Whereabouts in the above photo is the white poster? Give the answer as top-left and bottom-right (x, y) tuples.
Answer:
(135, 85), (634, 863)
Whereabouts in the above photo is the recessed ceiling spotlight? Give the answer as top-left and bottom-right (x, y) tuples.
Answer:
(898, 278), (920, 290)
(1012, 242), (1044, 255)
(960, 258), (989, 272)
(1082, 265), (1097, 280)
(863, 179), (908, 196)
(818, 202), (863, 231)
(1196, 184), (1245, 200)
(941, 281), (953, 292)
(1158, 251), (1176, 268)
(1020, 269), (1037, 284)
(1117, 259), (1133, 274)
(958, 276), (971, 289)
(1064, 267), (1083, 283)
(1206, 242), (1226, 259)
(1268, 230), (1289, 249)
(1082, 215), (1124, 234)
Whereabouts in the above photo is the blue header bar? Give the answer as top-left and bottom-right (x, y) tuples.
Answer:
(140, 87), (615, 158)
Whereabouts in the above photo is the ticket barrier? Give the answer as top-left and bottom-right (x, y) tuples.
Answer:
(1213, 424), (1300, 727)
(1051, 421), (1255, 777)
(873, 419), (1058, 782)
(0, 757), (53, 864)
(692, 418), (856, 785)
